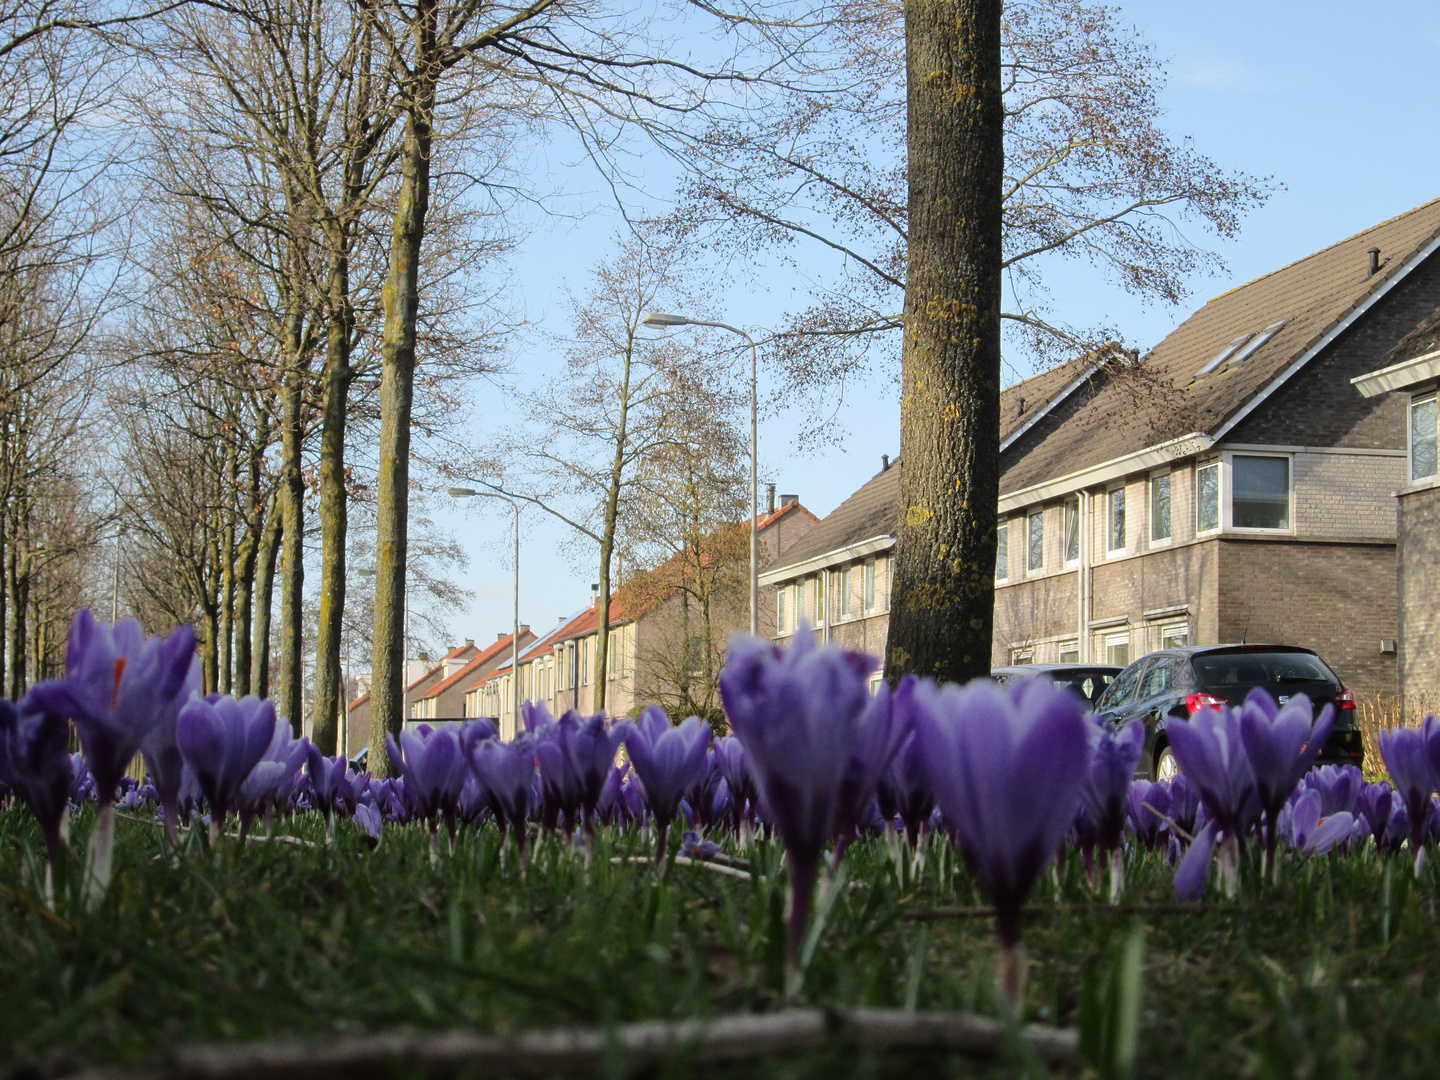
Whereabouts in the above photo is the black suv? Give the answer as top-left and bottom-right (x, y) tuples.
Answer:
(990, 664), (1121, 706)
(1093, 645), (1364, 781)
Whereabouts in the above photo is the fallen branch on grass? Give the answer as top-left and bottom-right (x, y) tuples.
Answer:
(71, 1006), (1078, 1080)
(611, 855), (753, 880)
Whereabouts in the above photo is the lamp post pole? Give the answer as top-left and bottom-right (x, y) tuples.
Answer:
(448, 488), (522, 734)
(641, 312), (760, 637)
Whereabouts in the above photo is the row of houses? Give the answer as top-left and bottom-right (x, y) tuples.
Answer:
(342, 496), (820, 755)
(763, 196), (1440, 707)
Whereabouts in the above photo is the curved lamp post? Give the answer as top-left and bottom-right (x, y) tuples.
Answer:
(449, 488), (521, 732)
(641, 311), (760, 637)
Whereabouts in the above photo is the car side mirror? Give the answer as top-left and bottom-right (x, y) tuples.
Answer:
(1095, 710), (1118, 726)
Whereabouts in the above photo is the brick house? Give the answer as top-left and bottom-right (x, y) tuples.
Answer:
(1353, 311), (1440, 705)
(408, 628), (536, 722)
(764, 198), (1440, 698)
(344, 641), (482, 758)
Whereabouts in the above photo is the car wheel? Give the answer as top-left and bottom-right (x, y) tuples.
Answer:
(1155, 746), (1180, 783)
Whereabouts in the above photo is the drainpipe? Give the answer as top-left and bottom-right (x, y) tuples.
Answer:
(1078, 490), (1091, 662)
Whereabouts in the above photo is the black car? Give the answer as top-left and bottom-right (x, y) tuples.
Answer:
(1094, 644), (1363, 781)
(991, 664), (1122, 706)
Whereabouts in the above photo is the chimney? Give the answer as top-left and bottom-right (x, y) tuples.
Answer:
(1368, 246), (1382, 277)
(464, 638), (474, 647)
(590, 583), (599, 609)
(780, 493), (798, 507)
(496, 632), (507, 642)
(518, 623), (529, 636)
(1015, 396), (1026, 417)
(881, 454), (890, 471)
(766, 483), (776, 514)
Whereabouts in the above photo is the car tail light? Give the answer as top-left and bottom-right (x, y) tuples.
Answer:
(1335, 689), (1356, 711)
(1186, 692), (1226, 715)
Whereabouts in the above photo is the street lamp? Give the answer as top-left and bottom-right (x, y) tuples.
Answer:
(642, 311), (760, 637)
(449, 487), (522, 734)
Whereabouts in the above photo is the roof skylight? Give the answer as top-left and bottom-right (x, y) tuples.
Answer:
(1197, 334), (1254, 376)
(1226, 320), (1288, 366)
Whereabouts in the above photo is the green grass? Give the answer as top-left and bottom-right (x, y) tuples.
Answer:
(3, 806), (1440, 1078)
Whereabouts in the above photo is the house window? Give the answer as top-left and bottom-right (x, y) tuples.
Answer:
(814, 574), (826, 624)
(1161, 624), (1189, 650)
(1063, 497), (1080, 564)
(1027, 510), (1044, 571)
(1412, 392), (1438, 482)
(1058, 641), (1080, 664)
(1105, 631), (1131, 667)
(777, 586), (787, 632)
(1150, 473), (1171, 542)
(864, 560), (876, 612)
(995, 521), (1009, 581)
(1231, 454), (1290, 530)
(1011, 648), (1033, 665)
(1108, 487), (1126, 553)
(840, 566), (852, 619)
(796, 579), (806, 626)
(1196, 461), (1220, 533)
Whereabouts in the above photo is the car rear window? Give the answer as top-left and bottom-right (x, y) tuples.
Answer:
(1192, 651), (1337, 688)
(1051, 671), (1115, 703)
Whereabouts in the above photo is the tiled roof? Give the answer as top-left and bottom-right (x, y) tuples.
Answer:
(464, 611), (591, 691)
(755, 499), (820, 531)
(1001, 197), (1440, 493)
(767, 197), (1440, 574)
(416, 631), (531, 701)
(1381, 306), (1440, 368)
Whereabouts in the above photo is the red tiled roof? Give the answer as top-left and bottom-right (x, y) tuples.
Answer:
(416, 631), (530, 701)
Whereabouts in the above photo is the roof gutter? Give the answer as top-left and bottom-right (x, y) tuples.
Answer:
(759, 533), (896, 586)
(1213, 229), (1440, 437)
(997, 432), (1213, 513)
(1351, 347), (1440, 397)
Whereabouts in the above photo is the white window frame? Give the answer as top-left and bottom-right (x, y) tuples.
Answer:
(1104, 630), (1131, 667)
(1149, 470), (1173, 546)
(1410, 389), (1438, 484)
(1027, 510), (1044, 573)
(1225, 451), (1294, 534)
(863, 560), (876, 612)
(1106, 485), (1127, 556)
(840, 566), (852, 620)
(776, 585), (788, 634)
(995, 520), (1010, 582)
(1195, 459), (1221, 536)
(1063, 497), (1080, 566)
(1010, 647), (1034, 665)
(1160, 624), (1190, 650)
(813, 573), (826, 626)
(1057, 640), (1080, 664)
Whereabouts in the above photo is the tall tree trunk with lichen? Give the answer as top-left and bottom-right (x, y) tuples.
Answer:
(252, 492), (282, 699)
(312, 247), (354, 755)
(885, 0), (1003, 684)
(369, 19), (437, 777)
(278, 330), (308, 734)
(592, 337), (634, 712)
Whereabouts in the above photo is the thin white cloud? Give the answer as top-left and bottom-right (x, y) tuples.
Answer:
(1175, 61), (1244, 88)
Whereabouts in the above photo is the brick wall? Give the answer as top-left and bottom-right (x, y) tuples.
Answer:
(1089, 540), (1221, 656)
(1398, 484), (1440, 703)
(993, 571), (1079, 662)
(1215, 537), (1397, 698)
(1292, 451), (1404, 539)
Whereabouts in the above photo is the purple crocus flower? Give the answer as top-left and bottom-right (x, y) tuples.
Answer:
(1303, 764), (1363, 817)
(1080, 718), (1145, 899)
(877, 728), (936, 848)
(712, 735), (754, 830)
(306, 745), (356, 835)
(387, 724), (466, 847)
(0, 697), (73, 898)
(1357, 781), (1394, 844)
(1238, 688), (1333, 880)
(624, 707), (712, 863)
(469, 733), (536, 852)
(236, 719), (308, 836)
(353, 802), (383, 846)
(1125, 779), (1170, 852)
(1168, 704), (1259, 899)
(911, 675), (1092, 1008)
(27, 611), (196, 808)
(719, 627), (872, 986)
(1378, 718), (1440, 873)
(1280, 788), (1354, 857)
(177, 694), (277, 836)
(832, 681), (902, 858)
(140, 653), (202, 845)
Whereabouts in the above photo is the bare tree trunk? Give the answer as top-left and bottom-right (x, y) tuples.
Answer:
(592, 336), (634, 712)
(312, 255), (353, 755)
(253, 493), (282, 699)
(218, 448), (237, 694)
(278, 330), (308, 734)
(885, 0), (1003, 685)
(369, 25), (437, 776)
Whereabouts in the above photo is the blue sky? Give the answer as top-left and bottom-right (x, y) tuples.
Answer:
(420, 1), (1440, 656)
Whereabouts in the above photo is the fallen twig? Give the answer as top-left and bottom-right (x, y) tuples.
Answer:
(70, 1006), (1078, 1080)
(904, 902), (1214, 921)
(611, 855), (752, 880)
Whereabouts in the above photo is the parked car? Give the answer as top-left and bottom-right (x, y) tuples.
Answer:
(1093, 644), (1364, 781)
(991, 664), (1122, 706)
